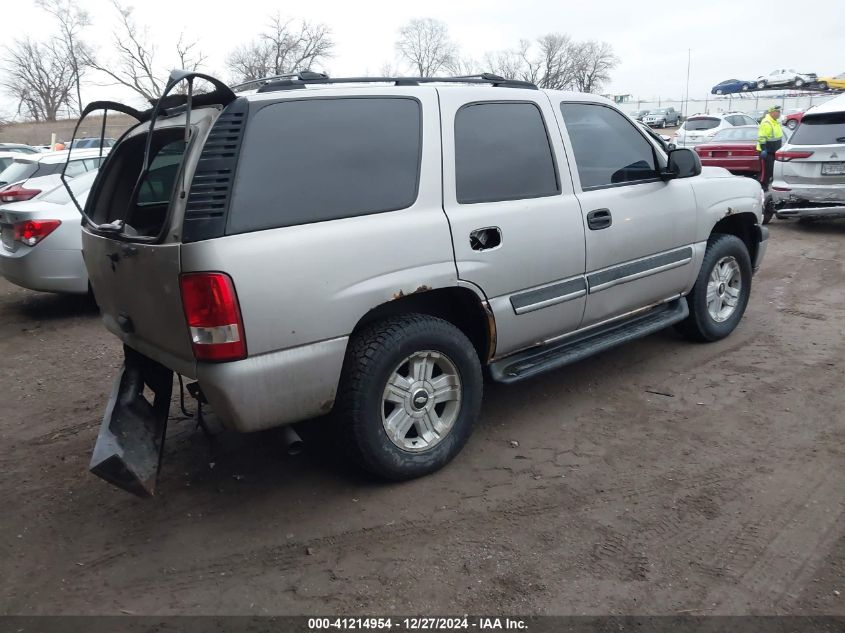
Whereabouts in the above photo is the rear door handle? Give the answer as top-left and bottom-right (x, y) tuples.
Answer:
(470, 227), (502, 251)
(586, 208), (612, 230)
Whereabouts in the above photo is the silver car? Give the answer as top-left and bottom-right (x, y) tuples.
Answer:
(76, 71), (767, 496)
(771, 93), (845, 221)
(0, 170), (96, 294)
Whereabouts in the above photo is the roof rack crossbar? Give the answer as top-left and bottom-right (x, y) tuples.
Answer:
(233, 73), (537, 93)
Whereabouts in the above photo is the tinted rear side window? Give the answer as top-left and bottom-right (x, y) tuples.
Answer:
(227, 98), (421, 234)
(455, 102), (559, 204)
(790, 113), (845, 145)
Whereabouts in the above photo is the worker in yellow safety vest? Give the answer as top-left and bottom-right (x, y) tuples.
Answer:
(757, 105), (783, 191)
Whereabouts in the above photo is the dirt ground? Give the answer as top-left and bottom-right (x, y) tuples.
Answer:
(1, 219), (843, 616)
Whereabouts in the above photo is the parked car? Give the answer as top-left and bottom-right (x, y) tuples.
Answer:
(630, 109), (651, 122)
(694, 126), (761, 178)
(643, 107), (681, 128)
(78, 71), (767, 497)
(0, 170), (96, 294)
(674, 112), (758, 148)
(711, 79), (755, 95)
(782, 109), (804, 130)
(0, 148), (108, 202)
(770, 93), (845, 222)
(0, 143), (41, 155)
(751, 109), (768, 122)
(70, 137), (117, 150)
(815, 73), (845, 91)
(756, 69), (817, 90)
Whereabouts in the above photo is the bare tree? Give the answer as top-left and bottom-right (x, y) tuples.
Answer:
(484, 33), (617, 92)
(2, 37), (75, 121)
(87, 0), (209, 103)
(35, 0), (91, 115)
(395, 18), (457, 77)
(571, 41), (619, 93)
(226, 14), (334, 84)
(446, 56), (479, 77)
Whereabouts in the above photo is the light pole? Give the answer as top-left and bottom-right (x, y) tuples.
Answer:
(684, 48), (691, 118)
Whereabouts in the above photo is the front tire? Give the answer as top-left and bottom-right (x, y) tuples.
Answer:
(676, 234), (752, 342)
(757, 80), (767, 90)
(794, 78), (805, 88)
(817, 81), (828, 90)
(787, 119), (798, 130)
(336, 314), (483, 480)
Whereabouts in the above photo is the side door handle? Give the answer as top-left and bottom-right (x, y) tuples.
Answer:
(469, 227), (502, 251)
(586, 208), (612, 230)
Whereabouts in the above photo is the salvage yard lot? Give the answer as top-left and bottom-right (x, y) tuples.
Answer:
(1, 221), (843, 615)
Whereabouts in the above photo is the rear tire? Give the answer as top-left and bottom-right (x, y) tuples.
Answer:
(336, 314), (483, 480)
(794, 78), (805, 88)
(676, 234), (752, 342)
(757, 80), (767, 90)
(817, 81), (828, 90)
(762, 197), (776, 225)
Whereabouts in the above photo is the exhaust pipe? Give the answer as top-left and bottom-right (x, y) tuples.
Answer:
(281, 425), (304, 456)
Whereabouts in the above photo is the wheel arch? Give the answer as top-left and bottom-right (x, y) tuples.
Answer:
(350, 285), (496, 363)
(710, 212), (760, 264)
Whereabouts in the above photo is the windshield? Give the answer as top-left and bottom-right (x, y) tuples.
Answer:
(42, 169), (98, 204)
(0, 160), (38, 186)
(684, 117), (721, 131)
(789, 112), (845, 145)
(712, 127), (758, 142)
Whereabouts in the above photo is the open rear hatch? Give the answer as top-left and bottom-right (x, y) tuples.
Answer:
(67, 71), (237, 496)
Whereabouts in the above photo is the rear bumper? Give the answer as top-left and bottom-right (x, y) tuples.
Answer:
(197, 336), (349, 432)
(772, 182), (845, 218)
(0, 244), (88, 294)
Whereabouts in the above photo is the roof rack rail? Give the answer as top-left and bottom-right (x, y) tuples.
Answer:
(232, 72), (537, 93)
(230, 71), (328, 92)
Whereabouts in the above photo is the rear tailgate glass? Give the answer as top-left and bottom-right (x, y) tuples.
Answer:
(790, 112), (845, 145)
(684, 118), (721, 131)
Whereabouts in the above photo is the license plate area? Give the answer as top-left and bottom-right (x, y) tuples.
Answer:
(821, 162), (845, 175)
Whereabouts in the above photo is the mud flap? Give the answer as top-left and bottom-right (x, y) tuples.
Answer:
(89, 347), (173, 497)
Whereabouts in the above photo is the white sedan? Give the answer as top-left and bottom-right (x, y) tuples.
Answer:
(0, 170), (96, 294)
(756, 69), (817, 90)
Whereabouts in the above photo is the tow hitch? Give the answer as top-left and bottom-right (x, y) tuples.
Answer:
(89, 347), (173, 497)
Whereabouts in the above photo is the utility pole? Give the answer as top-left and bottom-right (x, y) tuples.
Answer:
(684, 48), (691, 118)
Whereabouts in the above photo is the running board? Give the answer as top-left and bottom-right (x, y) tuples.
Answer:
(489, 298), (689, 384)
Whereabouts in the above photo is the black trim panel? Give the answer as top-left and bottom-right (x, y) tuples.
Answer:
(510, 277), (587, 314)
(587, 247), (693, 291)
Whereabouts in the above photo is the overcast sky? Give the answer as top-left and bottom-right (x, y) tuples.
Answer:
(5, 0), (844, 116)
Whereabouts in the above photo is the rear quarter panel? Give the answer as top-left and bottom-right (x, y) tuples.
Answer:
(180, 89), (455, 356)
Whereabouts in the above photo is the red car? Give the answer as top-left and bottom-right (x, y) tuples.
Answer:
(782, 109), (804, 130)
(694, 125), (762, 179)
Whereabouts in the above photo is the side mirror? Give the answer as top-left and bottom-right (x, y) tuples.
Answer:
(663, 148), (701, 180)
(667, 143), (677, 151)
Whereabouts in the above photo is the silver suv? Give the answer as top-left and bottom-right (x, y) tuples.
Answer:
(770, 93), (845, 222)
(73, 71), (768, 496)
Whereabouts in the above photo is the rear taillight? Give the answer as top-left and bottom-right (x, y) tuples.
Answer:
(0, 184), (41, 203)
(180, 272), (247, 362)
(13, 219), (61, 246)
(775, 150), (814, 162)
